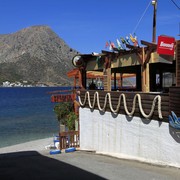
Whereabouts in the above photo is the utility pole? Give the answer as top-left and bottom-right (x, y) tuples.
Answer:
(152, 0), (157, 43)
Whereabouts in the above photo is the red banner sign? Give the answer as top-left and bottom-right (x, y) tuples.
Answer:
(51, 94), (74, 103)
(157, 36), (175, 56)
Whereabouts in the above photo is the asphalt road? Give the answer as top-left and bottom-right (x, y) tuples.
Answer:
(0, 150), (180, 180)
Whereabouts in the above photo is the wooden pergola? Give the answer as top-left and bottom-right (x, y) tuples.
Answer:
(70, 39), (176, 92)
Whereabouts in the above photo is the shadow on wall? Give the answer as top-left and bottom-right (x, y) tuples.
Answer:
(112, 113), (163, 127)
(0, 151), (105, 180)
(169, 126), (180, 143)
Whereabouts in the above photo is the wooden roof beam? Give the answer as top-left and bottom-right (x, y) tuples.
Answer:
(141, 40), (157, 66)
(141, 40), (157, 48)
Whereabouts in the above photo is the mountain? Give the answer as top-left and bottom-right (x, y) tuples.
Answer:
(0, 25), (78, 86)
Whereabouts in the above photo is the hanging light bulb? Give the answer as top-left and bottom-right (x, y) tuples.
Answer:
(152, 0), (156, 5)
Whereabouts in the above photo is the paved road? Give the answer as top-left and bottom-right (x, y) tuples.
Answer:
(0, 150), (180, 180)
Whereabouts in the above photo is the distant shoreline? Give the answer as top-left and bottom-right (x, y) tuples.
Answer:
(0, 83), (72, 88)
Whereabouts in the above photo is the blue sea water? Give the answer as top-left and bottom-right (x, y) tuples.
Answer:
(0, 86), (70, 148)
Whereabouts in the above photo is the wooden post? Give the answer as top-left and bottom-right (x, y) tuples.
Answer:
(103, 56), (111, 91)
(107, 68), (111, 91)
(104, 68), (111, 91)
(142, 47), (150, 92)
(152, 0), (157, 43)
(78, 69), (82, 88)
(114, 72), (116, 90)
(78, 68), (86, 89)
(120, 73), (123, 89)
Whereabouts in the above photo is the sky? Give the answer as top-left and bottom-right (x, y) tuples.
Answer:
(0, 0), (179, 54)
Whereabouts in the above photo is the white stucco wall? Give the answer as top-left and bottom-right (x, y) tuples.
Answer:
(79, 107), (180, 168)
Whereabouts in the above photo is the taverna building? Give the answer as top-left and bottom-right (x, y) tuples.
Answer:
(70, 37), (180, 168)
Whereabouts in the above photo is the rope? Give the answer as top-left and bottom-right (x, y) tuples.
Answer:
(132, 0), (152, 34)
(78, 91), (163, 119)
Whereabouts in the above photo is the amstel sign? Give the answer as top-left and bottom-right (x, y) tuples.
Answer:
(157, 35), (175, 56)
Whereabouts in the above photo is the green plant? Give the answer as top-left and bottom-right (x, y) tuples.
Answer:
(67, 112), (78, 130)
(53, 102), (77, 130)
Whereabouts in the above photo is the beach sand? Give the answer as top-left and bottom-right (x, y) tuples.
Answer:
(0, 137), (54, 154)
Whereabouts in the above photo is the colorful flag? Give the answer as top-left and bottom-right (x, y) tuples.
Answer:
(116, 39), (123, 49)
(110, 41), (116, 48)
(120, 37), (127, 49)
(108, 41), (112, 50)
(125, 36), (130, 44)
(105, 41), (109, 48)
(120, 37), (126, 44)
(130, 34), (139, 46)
(108, 41), (115, 51)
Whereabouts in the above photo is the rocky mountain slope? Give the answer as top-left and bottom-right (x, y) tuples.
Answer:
(0, 25), (78, 86)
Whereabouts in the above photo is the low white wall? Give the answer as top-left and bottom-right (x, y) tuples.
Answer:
(80, 108), (180, 168)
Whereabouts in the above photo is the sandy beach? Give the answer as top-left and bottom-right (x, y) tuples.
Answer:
(0, 137), (53, 154)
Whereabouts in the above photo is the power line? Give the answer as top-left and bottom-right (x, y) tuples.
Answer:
(170, 0), (180, 10)
(132, 0), (152, 34)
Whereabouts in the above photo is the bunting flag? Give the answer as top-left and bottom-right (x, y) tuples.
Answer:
(125, 36), (130, 44)
(108, 41), (116, 51)
(120, 37), (126, 49)
(120, 37), (126, 44)
(105, 35), (139, 50)
(105, 41), (109, 48)
(110, 41), (116, 48)
(116, 39), (123, 49)
(130, 34), (139, 46)
(108, 41), (112, 50)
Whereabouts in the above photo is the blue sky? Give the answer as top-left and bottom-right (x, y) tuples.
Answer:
(0, 0), (179, 53)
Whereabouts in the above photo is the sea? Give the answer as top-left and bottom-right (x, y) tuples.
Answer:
(0, 86), (71, 148)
